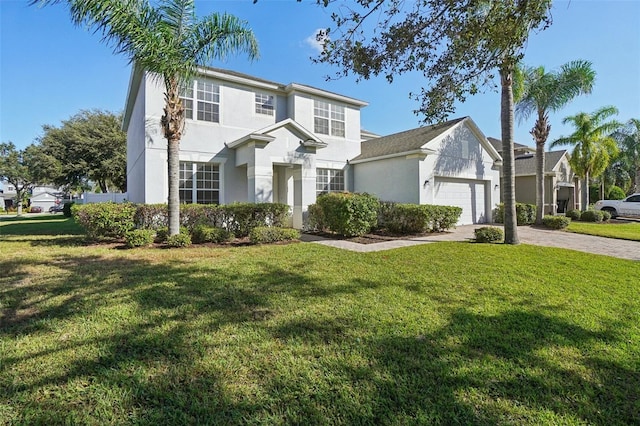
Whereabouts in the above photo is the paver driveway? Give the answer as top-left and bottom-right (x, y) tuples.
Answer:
(308, 225), (640, 261)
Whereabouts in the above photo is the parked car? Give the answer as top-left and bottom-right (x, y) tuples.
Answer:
(29, 206), (43, 213)
(594, 193), (640, 218)
(49, 205), (64, 213)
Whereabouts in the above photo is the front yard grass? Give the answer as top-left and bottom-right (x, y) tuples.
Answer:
(567, 220), (640, 241)
(1, 218), (639, 424)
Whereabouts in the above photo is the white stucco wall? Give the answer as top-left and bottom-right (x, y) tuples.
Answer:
(129, 70), (366, 212)
(125, 75), (148, 203)
(353, 156), (421, 203)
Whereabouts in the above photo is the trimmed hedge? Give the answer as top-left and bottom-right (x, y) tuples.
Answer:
(581, 210), (605, 223)
(191, 224), (234, 244)
(542, 215), (571, 230)
(312, 192), (380, 237)
(493, 202), (536, 225)
(73, 202), (137, 240)
(249, 227), (300, 244)
(474, 226), (504, 243)
(124, 229), (155, 248)
(378, 202), (462, 234)
(76, 202), (290, 241)
(601, 210), (612, 222)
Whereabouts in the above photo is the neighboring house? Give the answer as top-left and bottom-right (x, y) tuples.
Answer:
(30, 185), (65, 212)
(488, 138), (582, 214)
(123, 67), (502, 226)
(1, 181), (17, 209)
(352, 117), (502, 225)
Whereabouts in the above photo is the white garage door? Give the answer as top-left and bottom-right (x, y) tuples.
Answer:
(433, 178), (488, 225)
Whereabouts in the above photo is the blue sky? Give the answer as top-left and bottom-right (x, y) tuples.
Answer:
(1, 0), (639, 153)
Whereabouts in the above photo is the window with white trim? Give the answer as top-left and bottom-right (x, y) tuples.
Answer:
(314, 100), (345, 137)
(316, 168), (345, 195)
(197, 81), (220, 122)
(179, 82), (194, 119)
(179, 162), (220, 204)
(255, 93), (275, 115)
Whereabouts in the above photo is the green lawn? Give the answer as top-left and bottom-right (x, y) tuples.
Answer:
(567, 220), (640, 241)
(1, 217), (639, 424)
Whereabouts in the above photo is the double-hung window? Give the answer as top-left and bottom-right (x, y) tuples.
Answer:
(314, 100), (345, 137)
(197, 81), (220, 122)
(255, 93), (275, 116)
(179, 162), (220, 204)
(316, 168), (345, 195)
(179, 82), (194, 119)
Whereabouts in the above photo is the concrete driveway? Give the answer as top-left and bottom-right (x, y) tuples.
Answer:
(307, 225), (640, 261)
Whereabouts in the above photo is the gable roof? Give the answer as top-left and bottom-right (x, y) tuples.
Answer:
(351, 117), (466, 162)
(514, 150), (569, 176)
(226, 118), (326, 150)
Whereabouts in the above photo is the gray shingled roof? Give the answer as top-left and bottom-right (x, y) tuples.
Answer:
(487, 137), (531, 153)
(514, 150), (568, 175)
(352, 117), (466, 161)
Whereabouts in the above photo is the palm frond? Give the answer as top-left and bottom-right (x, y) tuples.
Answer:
(187, 13), (259, 66)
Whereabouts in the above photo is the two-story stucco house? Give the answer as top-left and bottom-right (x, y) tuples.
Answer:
(123, 67), (502, 227)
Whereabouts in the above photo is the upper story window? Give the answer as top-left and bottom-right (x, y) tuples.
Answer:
(197, 81), (220, 122)
(314, 100), (345, 137)
(179, 83), (194, 119)
(179, 80), (220, 123)
(255, 93), (275, 116)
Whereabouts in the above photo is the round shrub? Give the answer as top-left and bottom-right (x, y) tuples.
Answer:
(315, 192), (380, 237)
(474, 226), (504, 243)
(580, 210), (604, 223)
(565, 209), (581, 221)
(192, 224), (234, 244)
(542, 215), (571, 230)
(155, 226), (169, 243)
(249, 226), (300, 244)
(607, 185), (626, 200)
(124, 229), (155, 248)
(601, 210), (612, 222)
(166, 232), (192, 248)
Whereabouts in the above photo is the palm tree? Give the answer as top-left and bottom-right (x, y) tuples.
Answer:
(34, 0), (258, 235)
(614, 118), (640, 193)
(551, 106), (621, 210)
(515, 60), (595, 224)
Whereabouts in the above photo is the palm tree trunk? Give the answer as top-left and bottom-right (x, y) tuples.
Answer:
(500, 65), (519, 244)
(162, 78), (186, 236)
(167, 137), (180, 235)
(532, 111), (550, 225)
(582, 170), (590, 210)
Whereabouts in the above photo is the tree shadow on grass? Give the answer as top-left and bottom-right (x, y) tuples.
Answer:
(1, 251), (638, 424)
(270, 308), (639, 424)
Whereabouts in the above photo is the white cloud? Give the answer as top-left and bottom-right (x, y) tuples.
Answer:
(304, 28), (328, 53)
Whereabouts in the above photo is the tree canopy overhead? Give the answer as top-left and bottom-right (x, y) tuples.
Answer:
(318, 0), (553, 123)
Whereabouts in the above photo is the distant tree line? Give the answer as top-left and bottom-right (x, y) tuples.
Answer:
(1, 109), (126, 214)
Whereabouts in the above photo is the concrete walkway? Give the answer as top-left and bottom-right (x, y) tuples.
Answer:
(304, 225), (640, 261)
